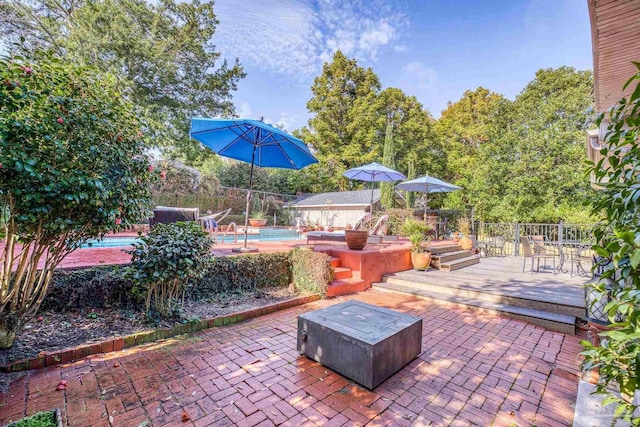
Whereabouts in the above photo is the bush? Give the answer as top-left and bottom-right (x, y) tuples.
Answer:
(43, 266), (139, 311)
(290, 249), (333, 296)
(399, 218), (432, 237)
(385, 209), (417, 236)
(125, 222), (212, 317)
(192, 253), (291, 299)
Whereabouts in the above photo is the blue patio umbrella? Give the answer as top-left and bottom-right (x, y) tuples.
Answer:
(343, 162), (406, 215)
(396, 175), (461, 219)
(190, 118), (318, 251)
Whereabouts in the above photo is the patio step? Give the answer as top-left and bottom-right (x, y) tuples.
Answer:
(332, 267), (353, 280)
(428, 244), (463, 255)
(327, 277), (366, 297)
(372, 282), (576, 334)
(378, 274), (584, 318)
(329, 257), (341, 268)
(439, 255), (481, 271)
(431, 250), (474, 268)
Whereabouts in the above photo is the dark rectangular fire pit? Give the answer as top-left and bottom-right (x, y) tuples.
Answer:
(297, 301), (422, 389)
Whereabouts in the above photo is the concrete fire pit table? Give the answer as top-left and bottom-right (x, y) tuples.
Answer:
(297, 301), (422, 389)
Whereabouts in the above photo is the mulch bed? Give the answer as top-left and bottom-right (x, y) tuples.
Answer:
(0, 288), (302, 368)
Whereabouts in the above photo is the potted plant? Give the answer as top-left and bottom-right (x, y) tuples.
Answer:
(249, 211), (268, 227)
(345, 229), (369, 250)
(457, 217), (473, 250)
(400, 219), (433, 270)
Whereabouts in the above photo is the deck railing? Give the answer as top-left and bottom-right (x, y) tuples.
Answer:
(476, 221), (596, 256)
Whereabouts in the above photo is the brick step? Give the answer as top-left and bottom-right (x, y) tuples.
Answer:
(427, 245), (463, 255)
(431, 250), (474, 267)
(372, 282), (576, 335)
(326, 278), (366, 297)
(329, 257), (341, 268)
(332, 267), (353, 280)
(439, 255), (481, 271)
(379, 274), (583, 317)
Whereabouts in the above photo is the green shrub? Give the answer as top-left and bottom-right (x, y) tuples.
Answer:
(290, 249), (332, 296)
(385, 209), (417, 236)
(125, 222), (213, 318)
(192, 253), (291, 299)
(399, 218), (432, 237)
(43, 266), (139, 311)
(9, 410), (56, 427)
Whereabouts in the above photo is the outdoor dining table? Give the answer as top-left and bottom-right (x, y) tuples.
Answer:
(544, 241), (593, 276)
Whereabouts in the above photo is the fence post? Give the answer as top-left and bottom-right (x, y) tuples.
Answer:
(558, 221), (564, 245)
(514, 222), (520, 256)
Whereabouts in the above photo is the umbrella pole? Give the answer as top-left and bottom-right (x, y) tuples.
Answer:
(424, 184), (428, 222)
(370, 181), (374, 217)
(243, 146), (257, 249)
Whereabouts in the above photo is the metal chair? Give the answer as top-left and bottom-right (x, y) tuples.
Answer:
(486, 236), (506, 256)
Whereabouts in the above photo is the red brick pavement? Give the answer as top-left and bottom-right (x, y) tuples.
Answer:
(0, 291), (583, 426)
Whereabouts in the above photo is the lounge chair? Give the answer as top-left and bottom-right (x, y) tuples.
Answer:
(352, 212), (372, 230)
(306, 214), (393, 245)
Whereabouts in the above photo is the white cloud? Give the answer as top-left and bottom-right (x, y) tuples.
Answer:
(214, 0), (408, 78)
(236, 102), (253, 118)
(402, 62), (438, 93)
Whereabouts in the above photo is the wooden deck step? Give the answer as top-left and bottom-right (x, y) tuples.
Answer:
(332, 267), (352, 280)
(428, 245), (463, 255)
(379, 274), (583, 317)
(432, 250), (473, 267)
(327, 278), (366, 297)
(439, 255), (480, 271)
(372, 282), (576, 334)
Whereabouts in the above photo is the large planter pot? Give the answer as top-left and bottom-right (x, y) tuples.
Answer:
(345, 230), (369, 250)
(411, 251), (432, 271)
(459, 236), (473, 250)
(249, 218), (267, 227)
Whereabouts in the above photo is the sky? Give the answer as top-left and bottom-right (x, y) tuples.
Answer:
(213, 0), (593, 131)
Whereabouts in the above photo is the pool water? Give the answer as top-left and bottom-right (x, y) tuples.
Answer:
(81, 228), (301, 248)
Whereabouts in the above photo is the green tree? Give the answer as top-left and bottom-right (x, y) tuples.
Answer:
(1, 0), (245, 164)
(0, 49), (155, 348)
(436, 87), (507, 211)
(296, 51), (381, 190)
(473, 68), (595, 222)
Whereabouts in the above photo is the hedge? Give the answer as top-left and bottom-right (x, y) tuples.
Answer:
(42, 250), (333, 312)
(290, 249), (332, 296)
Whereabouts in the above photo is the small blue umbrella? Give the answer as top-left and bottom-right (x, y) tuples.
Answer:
(396, 175), (462, 219)
(190, 118), (318, 250)
(343, 162), (406, 214)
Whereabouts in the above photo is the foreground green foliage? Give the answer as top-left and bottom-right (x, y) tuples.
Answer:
(400, 219), (432, 253)
(581, 62), (640, 426)
(126, 222), (212, 318)
(0, 49), (154, 348)
(8, 410), (56, 427)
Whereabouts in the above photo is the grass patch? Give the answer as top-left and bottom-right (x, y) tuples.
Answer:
(8, 410), (57, 427)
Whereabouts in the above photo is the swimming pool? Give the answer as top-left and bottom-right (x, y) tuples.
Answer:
(81, 228), (302, 248)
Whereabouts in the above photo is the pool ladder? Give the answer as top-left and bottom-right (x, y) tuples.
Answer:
(212, 222), (238, 244)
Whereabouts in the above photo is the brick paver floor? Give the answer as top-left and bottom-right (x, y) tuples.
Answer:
(0, 291), (583, 426)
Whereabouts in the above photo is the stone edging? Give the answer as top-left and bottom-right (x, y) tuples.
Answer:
(1, 294), (321, 373)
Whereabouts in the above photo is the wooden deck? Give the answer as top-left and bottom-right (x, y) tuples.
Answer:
(374, 256), (590, 334)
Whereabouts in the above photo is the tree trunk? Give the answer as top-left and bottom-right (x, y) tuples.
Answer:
(0, 312), (22, 349)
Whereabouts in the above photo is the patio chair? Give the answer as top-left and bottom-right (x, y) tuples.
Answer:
(520, 236), (559, 274)
(574, 243), (594, 277)
(369, 215), (389, 236)
(486, 236), (506, 256)
(470, 235), (489, 257)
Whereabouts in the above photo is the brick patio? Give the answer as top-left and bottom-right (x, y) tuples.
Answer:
(0, 291), (583, 426)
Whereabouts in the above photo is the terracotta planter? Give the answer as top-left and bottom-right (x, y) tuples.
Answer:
(249, 219), (267, 227)
(411, 251), (432, 271)
(459, 236), (473, 250)
(345, 230), (369, 250)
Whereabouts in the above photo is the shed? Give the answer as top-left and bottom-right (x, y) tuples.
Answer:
(288, 189), (403, 228)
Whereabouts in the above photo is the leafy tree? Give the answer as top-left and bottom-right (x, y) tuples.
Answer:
(296, 51), (381, 190)
(1, 0), (245, 163)
(581, 63), (640, 426)
(0, 49), (155, 348)
(436, 87), (507, 211)
(474, 68), (594, 222)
